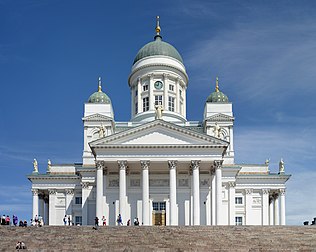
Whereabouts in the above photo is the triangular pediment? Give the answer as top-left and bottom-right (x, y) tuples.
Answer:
(82, 113), (113, 122)
(205, 113), (234, 122)
(90, 120), (228, 148)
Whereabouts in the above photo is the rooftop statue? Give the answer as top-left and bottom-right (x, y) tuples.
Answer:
(279, 158), (285, 173)
(47, 159), (52, 173)
(155, 104), (163, 120)
(213, 123), (221, 138)
(99, 124), (106, 138)
(33, 159), (38, 173)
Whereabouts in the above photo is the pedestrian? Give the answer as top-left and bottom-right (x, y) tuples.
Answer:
(102, 216), (106, 226)
(134, 217), (139, 226)
(13, 215), (18, 226)
(34, 215), (38, 226)
(68, 216), (71, 226)
(127, 219), (130, 226)
(95, 216), (99, 227)
(117, 214), (122, 226)
(63, 215), (67, 225)
(1, 214), (5, 225)
(5, 215), (10, 225)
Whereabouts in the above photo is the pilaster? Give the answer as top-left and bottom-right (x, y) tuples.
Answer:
(96, 160), (106, 221)
(262, 189), (270, 225)
(65, 189), (74, 223)
(48, 189), (57, 225)
(245, 188), (253, 225)
(81, 182), (90, 225)
(228, 182), (236, 225)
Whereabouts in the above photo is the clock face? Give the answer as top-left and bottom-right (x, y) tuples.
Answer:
(154, 81), (163, 90)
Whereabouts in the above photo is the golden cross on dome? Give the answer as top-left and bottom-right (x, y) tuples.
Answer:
(215, 77), (219, 92)
(98, 77), (102, 92)
(156, 16), (161, 35)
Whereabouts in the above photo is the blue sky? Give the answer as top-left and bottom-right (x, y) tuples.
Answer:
(1, 0), (315, 225)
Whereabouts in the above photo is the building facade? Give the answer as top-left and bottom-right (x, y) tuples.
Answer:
(28, 18), (290, 226)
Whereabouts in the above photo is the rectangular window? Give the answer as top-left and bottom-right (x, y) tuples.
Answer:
(143, 97), (149, 112)
(153, 202), (159, 211)
(179, 89), (182, 97)
(143, 84), (149, 91)
(135, 90), (138, 97)
(75, 216), (82, 226)
(169, 84), (174, 91)
(135, 102), (138, 115)
(155, 95), (163, 106)
(168, 96), (175, 112)
(235, 216), (243, 226)
(75, 197), (82, 205)
(159, 202), (166, 211)
(235, 197), (243, 205)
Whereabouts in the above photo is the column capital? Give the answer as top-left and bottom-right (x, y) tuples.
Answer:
(168, 160), (177, 170)
(66, 189), (74, 195)
(31, 189), (39, 196)
(190, 160), (201, 170)
(228, 181), (236, 188)
(48, 189), (57, 195)
(213, 160), (223, 169)
(96, 160), (106, 170)
(262, 188), (270, 194)
(245, 188), (253, 195)
(81, 182), (90, 189)
(140, 160), (150, 170)
(279, 188), (286, 195)
(118, 160), (128, 170)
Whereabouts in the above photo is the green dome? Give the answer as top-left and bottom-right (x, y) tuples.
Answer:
(206, 77), (229, 103)
(206, 91), (229, 103)
(88, 78), (111, 104)
(88, 91), (111, 104)
(133, 36), (183, 64)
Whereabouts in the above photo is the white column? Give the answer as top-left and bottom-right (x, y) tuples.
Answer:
(269, 196), (274, 225)
(211, 171), (216, 225)
(163, 74), (168, 110)
(65, 189), (74, 223)
(148, 74), (154, 111)
(44, 196), (49, 225)
(245, 189), (253, 225)
(168, 160), (177, 226)
(214, 160), (223, 225)
(141, 160), (150, 225)
(96, 160), (105, 221)
(183, 87), (186, 118)
(262, 189), (269, 225)
(32, 189), (39, 220)
(175, 78), (179, 113)
(191, 160), (200, 225)
(39, 195), (45, 219)
(118, 160), (127, 224)
(48, 189), (56, 225)
(81, 182), (89, 225)
(274, 194), (280, 225)
(279, 189), (286, 225)
(137, 77), (142, 113)
(228, 182), (235, 225)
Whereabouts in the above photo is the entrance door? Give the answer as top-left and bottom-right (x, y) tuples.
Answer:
(152, 202), (166, 226)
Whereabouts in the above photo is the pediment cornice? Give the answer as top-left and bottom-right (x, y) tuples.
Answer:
(82, 113), (113, 122)
(205, 113), (234, 122)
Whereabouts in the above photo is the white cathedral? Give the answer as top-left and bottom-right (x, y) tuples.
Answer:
(28, 17), (290, 226)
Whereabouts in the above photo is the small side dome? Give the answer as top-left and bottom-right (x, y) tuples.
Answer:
(88, 77), (111, 104)
(206, 77), (229, 103)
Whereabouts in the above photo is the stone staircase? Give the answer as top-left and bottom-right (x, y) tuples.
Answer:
(1, 226), (316, 251)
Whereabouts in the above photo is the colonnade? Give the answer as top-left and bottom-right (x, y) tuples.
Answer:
(95, 159), (224, 226)
(269, 189), (286, 225)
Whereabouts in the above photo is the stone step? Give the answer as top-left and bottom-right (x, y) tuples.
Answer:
(1, 226), (316, 251)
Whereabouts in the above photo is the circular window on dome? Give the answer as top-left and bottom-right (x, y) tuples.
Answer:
(154, 81), (163, 90)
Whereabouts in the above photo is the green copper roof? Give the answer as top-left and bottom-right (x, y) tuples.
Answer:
(206, 77), (229, 103)
(88, 78), (112, 104)
(133, 36), (183, 65)
(88, 91), (111, 104)
(206, 91), (229, 103)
